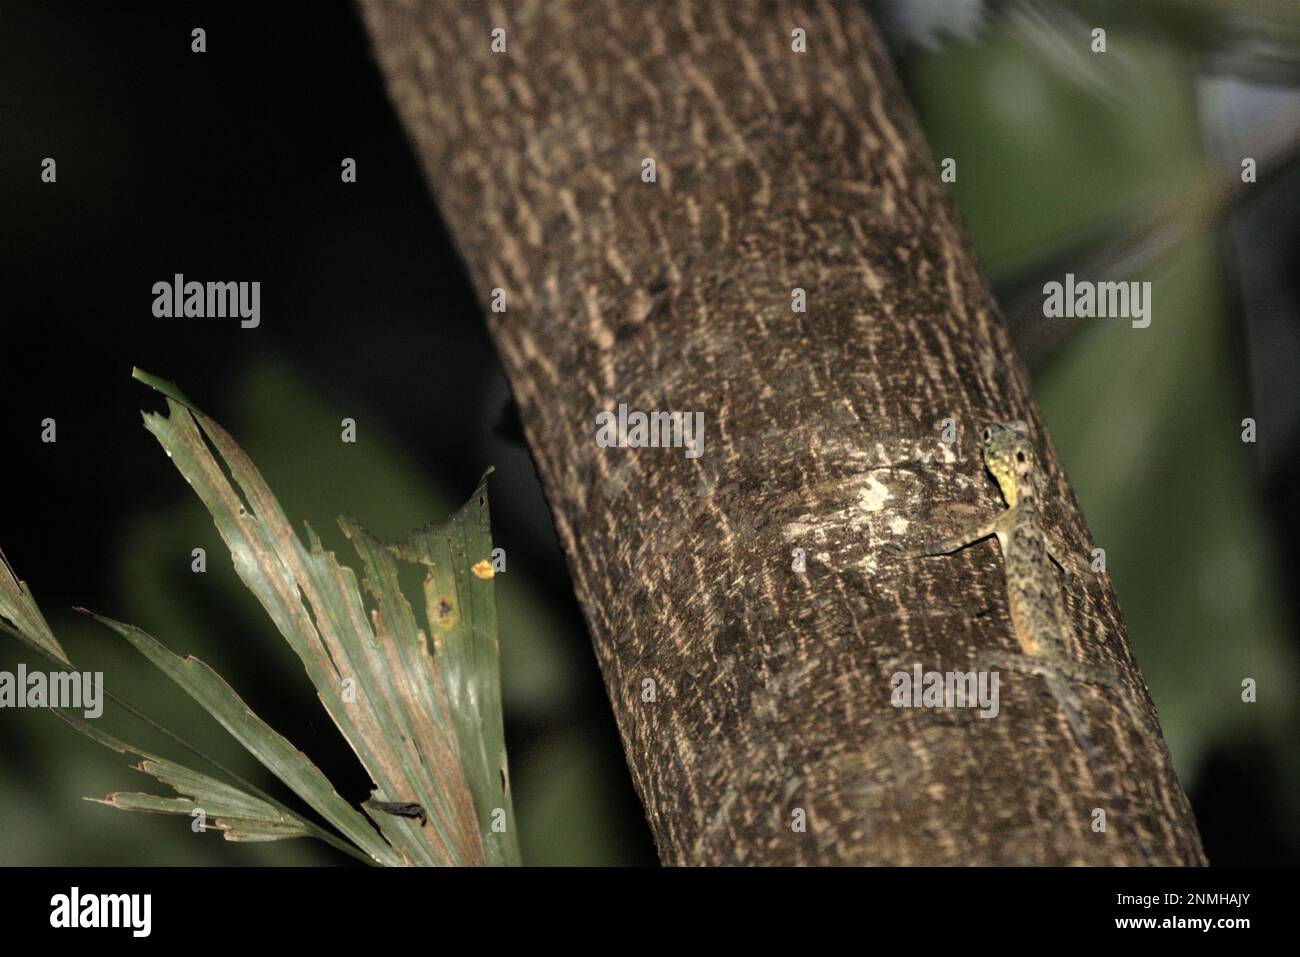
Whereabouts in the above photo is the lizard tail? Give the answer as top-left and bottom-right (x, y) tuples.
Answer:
(1047, 674), (1155, 866)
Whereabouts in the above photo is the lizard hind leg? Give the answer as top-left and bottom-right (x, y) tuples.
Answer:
(978, 649), (1150, 742)
(978, 650), (1102, 758)
(978, 650), (1156, 865)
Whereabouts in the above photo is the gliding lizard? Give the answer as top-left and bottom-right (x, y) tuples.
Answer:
(909, 420), (1152, 863)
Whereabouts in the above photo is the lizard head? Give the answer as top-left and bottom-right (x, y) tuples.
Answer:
(979, 419), (1035, 508)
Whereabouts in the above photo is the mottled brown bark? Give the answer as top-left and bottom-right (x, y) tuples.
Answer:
(360, 0), (1206, 865)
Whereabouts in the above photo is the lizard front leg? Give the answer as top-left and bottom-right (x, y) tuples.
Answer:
(1047, 539), (1096, 587)
(907, 508), (1013, 558)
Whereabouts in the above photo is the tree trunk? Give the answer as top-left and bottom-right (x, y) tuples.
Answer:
(360, 0), (1207, 866)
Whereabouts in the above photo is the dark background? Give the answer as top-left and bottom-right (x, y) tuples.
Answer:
(1, 0), (1296, 865)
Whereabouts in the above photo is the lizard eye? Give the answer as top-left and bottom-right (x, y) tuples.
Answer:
(1016, 451), (1026, 463)
(981, 428), (992, 443)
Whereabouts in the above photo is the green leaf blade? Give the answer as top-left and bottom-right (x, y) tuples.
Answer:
(85, 613), (402, 866)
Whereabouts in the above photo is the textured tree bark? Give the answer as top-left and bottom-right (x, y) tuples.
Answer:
(360, 0), (1207, 865)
